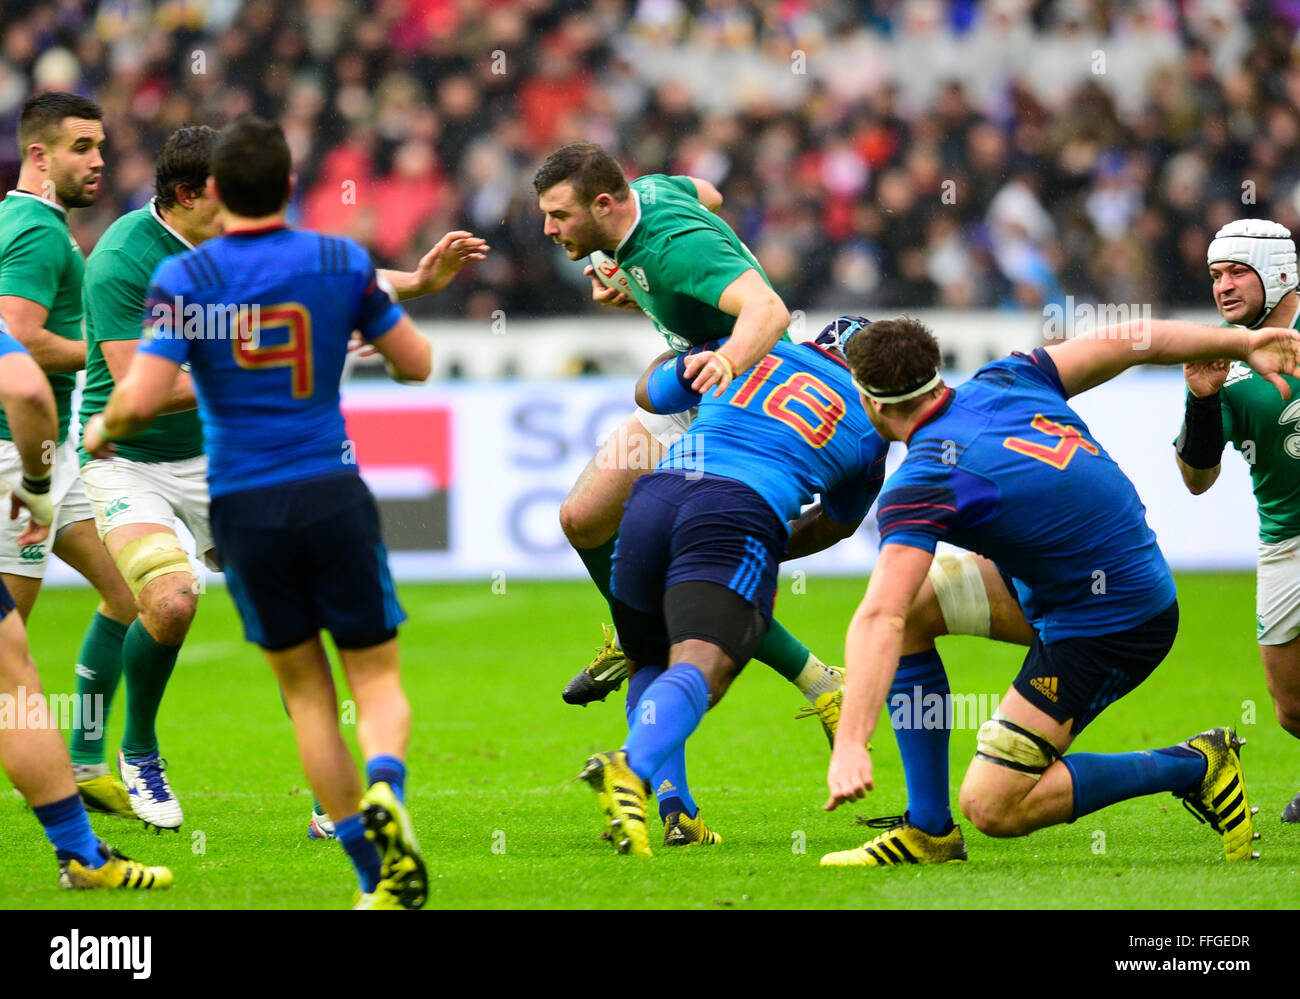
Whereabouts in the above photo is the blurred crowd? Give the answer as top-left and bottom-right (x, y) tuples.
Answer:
(2, 0), (1300, 319)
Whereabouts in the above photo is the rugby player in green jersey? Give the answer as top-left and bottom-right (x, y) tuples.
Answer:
(1176, 218), (1300, 822)
(79, 124), (487, 834)
(0, 92), (144, 822)
(535, 142), (849, 844)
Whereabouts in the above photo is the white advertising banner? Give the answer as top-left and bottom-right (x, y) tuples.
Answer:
(42, 367), (1260, 585)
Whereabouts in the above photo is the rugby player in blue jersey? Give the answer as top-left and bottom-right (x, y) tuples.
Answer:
(578, 320), (891, 856)
(822, 316), (1300, 867)
(82, 116), (460, 908)
(0, 324), (171, 890)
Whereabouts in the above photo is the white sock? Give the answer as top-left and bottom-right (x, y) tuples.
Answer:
(794, 655), (842, 702)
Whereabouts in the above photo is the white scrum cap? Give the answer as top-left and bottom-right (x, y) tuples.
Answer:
(1207, 219), (1298, 325)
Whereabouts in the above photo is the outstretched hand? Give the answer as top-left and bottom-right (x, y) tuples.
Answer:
(1246, 327), (1300, 400)
(412, 230), (490, 296)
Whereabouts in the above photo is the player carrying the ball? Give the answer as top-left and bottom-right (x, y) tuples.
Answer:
(85, 117), (444, 909)
(535, 144), (848, 843)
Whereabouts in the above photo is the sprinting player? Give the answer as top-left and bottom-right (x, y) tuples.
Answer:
(0, 92), (141, 820)
(578, 323), (890, 856)
(1175, 219), (1300, 823)
(84, 116), (438, 909)
(0, 323), (172, 890)
(821, 316), (1296, 866)
(535, 142), (845, 743)
(77, 125), (487, 839)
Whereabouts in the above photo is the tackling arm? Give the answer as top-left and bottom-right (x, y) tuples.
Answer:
(0, 350), (57, 545)
(785, 503), (861, 560)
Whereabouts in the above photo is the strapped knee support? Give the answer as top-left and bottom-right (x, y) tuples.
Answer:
(116, 532), (192, 599)
(976, 709), (1060, 781)
(928, 553), (991, 638)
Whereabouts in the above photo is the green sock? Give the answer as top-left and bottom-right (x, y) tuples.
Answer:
(575, 533), (618, 611)
(120, 619), (182, 759)
(755, 618), (809, 683)
(69, 613), (129, 766)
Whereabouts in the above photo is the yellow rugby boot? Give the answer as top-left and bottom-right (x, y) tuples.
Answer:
(1175, 727), (1260, 860)
(563, 624), (628, 705)
(821, 815), (967, 867)
(663, 811), (723, 846)
(360, 782), (428, 909)
(577, 750), (653, 857)
(58, 843), (174, 889)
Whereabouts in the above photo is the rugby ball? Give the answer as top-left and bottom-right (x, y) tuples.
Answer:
(589, 250), (635, 297)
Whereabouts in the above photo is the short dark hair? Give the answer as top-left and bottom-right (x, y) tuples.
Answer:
(211, 116), (290, 217)
(155, 126), (218, 211)
(18, 91), (103, 154)
(532, 141), (629, 204)
(846, 316), (942, 404)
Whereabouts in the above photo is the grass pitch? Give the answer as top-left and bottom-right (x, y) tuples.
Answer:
(1, 573), (1297, 910)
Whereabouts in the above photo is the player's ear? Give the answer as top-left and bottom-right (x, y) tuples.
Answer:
(205, 175), (221, 203)
(591, 192), (612, 217)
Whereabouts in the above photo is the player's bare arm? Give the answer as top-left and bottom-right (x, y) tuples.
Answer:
(1044, 318), (1300, 398)
(683, 269), (789, 397)
(0, 349), (57, 545)
(786, 502), (861, 560)
(826, 542), (933, 811)
(85, 352), (181, 456)
(0, 295), (86, 372)
(368, 314), (432, 383)
(98, 338), (197, 416)
(378, 229), (489, 301)
(689, 176), (723, 212)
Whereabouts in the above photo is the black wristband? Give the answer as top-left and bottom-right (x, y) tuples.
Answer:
(21, 472), (51, 495)
(1175, 391), (1225, 470)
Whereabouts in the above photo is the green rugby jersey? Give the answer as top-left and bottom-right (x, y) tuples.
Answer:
(78, 200), (204, 465)
(1218, 308), (1300, 542)
(0, 191), (85, 443)
(614, 174), (788, 351)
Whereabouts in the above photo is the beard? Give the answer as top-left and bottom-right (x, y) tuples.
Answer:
(55, 172), (100, 208)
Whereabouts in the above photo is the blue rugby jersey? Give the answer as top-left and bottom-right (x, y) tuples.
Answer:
(645, 338), (890, 528)
(137, 226), (404, 498)
(875, 347), (1175, 643)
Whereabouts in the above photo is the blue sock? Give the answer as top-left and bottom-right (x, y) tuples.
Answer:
(626, 667), (697, 820)
(890, 650), (953, 836)
(624, 663), (711, 783)
(335, 813), (381, 893)
(366, 754), (406, 804)
(1063, 745), (1206, 820)
(33, 793), (103, 868)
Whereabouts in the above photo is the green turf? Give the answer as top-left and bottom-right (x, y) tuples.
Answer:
(2, 573), (1297, 909)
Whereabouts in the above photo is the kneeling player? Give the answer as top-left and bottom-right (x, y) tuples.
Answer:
(578, 326), (889, 855)
(0, 328), (171, 889)
(85, 117), (432, 908)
